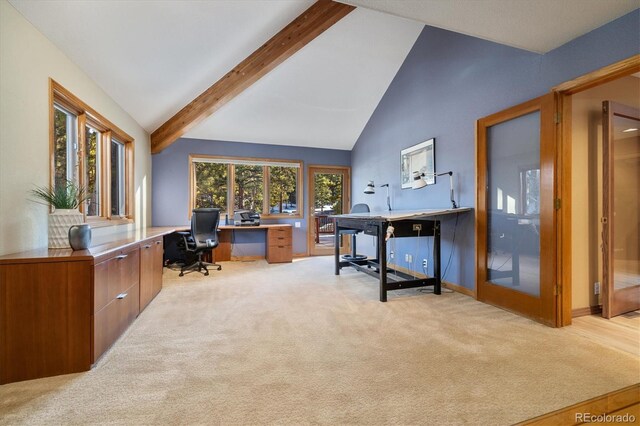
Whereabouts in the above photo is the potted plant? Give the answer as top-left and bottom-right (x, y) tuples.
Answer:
(31, 180), (89, 249)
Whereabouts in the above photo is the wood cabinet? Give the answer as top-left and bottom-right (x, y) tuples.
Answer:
(139, 237), (163, 311)
(266, 226), (292, 263)
(93, 244), (140, 362)
(0, 228), (173, 384)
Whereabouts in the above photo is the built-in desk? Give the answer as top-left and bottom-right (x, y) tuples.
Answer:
(0, 227), (176, 384)
(216, 224), (292, 263)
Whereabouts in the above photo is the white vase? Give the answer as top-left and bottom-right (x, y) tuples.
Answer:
(48, 209), (83, 249)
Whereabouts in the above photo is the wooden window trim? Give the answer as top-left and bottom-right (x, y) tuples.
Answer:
(188, 154), (304, 220)
(49, 79), (134, 225)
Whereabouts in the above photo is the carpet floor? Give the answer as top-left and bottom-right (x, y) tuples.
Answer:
(1, 257), (638, 425)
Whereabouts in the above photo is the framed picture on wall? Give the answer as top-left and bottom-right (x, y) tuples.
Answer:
(401, 138), (435, 189)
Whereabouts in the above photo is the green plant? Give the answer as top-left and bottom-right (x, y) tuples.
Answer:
(30, 180), (89, 210)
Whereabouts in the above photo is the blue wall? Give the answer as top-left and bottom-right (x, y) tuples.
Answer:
(351, 10), (640, 289)
(152, 137), (350, 256)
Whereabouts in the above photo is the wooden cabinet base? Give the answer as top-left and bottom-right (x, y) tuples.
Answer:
(0, 260), (93, 384)
(0, 228), (172, 384)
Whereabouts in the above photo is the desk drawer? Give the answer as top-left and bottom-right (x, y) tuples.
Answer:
(268, 227), (292, 245)
(266, 244), (292, 263)
(93, 282), (139, 363)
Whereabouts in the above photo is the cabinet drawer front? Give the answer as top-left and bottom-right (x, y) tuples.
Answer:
(268, 234), (292, 247)
(93, 283), (139, 363)
(268, 227), (292, 244)
(267, 245), (292, 263)
(107, 248), (139, 302)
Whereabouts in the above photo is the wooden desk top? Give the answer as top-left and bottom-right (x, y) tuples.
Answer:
(0, 227), (177, 264)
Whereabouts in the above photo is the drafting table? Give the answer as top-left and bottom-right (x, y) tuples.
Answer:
(331, 208), (471, 302)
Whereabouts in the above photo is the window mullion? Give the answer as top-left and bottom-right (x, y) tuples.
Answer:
(103, 131), (112, 219)
(77, 113), (87, 218)
(228, 164), (235, 216)
(263, 166), (269, 216)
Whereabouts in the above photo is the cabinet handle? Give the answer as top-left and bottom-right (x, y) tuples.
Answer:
(143, 244), (151, 249)
(155, 240), (161, 245)
(116, 254), (128, 260)
(116, 292), (128, 299)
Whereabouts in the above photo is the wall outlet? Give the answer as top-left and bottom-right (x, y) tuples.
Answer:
(594, 281), (600, 295)
(405, 254), (412, 263)
(413, 224), (422, 231)
(294, 222), (301, 228)
(390, 251), (394, 259)
(422, 259), (428, 268)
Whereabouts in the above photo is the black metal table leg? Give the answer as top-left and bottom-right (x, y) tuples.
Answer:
(379, 223), (387, 302)
(334, 220), (340, 275)
(433, 220), (441, 295)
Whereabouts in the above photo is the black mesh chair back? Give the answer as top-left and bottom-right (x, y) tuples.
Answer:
(351, 203), (370, 214)
(191, 208), (220, 249)
(178, 208), (222, 276)
(341, 203), (370, 261)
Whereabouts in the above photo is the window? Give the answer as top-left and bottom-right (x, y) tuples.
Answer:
(520, 167), (540, 216)
(194, 162), (228, 213)
(50, 80), (134, 224)
(189, 155), (302, 218)
(110, 139), (126, 217)
(235, 165), (264, 213)
(53, 105), (78, 189)
(84, 125), (101, 216)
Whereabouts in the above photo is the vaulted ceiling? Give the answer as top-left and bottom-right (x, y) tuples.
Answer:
(9, 0), (638, 151)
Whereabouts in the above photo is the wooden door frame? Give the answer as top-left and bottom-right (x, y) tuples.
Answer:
(306, 165), (351, 256)
(476, 93), (557, 326)
(552, 54), (640, 325)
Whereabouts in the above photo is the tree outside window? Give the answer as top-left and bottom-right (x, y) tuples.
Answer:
(195, 162), (228, 212)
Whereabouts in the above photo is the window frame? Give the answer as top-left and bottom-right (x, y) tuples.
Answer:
(189, 154), (303, 220)
(49, 79), (135, 226)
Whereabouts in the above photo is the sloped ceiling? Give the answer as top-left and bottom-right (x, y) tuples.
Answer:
(340, 0), (639, 53)
(183, 8), (423, 149)
(8, 0), (638, 150)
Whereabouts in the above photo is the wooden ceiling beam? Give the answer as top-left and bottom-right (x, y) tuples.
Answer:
(150, 0), (355, 154)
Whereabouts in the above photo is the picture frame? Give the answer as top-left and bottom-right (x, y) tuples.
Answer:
(401, 138), (435, 189)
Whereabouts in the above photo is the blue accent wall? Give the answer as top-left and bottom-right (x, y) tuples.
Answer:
(351, 10), (640, 289)
(152, 137), (350, 256)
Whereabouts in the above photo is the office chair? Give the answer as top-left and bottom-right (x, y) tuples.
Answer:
(178, 208), (223, 277)
(340, 203), (370, 261)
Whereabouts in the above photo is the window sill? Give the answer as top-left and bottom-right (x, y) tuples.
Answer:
(86, 217), (134, 229)
(262, 214), (303, 219)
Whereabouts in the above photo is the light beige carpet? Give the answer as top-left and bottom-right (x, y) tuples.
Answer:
(1, 257), (638, 425)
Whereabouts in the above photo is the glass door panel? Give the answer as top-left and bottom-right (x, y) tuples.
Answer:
(308, 166), (350, 256)
(476, 94), (556, 326)
(602, 101), (640, 318)
(486, 111), (541, 296)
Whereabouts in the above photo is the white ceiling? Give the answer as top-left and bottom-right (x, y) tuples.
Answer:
(183, 7), (423, 149)
(340, 0), (639, 54)
(9, 0), (639, 151)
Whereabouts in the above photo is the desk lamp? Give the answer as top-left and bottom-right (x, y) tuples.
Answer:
(412, 171), (458, 209)
(363, 181), (391, 211)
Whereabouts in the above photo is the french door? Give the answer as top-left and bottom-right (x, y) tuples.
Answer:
(476, 94), (558, 326)
(307, 166), (350, 256)
(602, 101), (640, 318)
